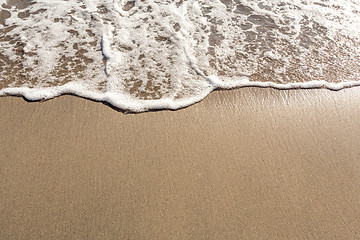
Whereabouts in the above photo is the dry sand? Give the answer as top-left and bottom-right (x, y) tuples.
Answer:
(1, 87), (360, 239)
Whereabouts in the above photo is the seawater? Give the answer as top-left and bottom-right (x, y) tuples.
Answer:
(1, 0), (360, 112)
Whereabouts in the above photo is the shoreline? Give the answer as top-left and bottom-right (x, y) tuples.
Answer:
(2, 78), (360, 112)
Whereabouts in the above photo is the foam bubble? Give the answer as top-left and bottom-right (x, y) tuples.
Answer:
(1, 0), (360, 112)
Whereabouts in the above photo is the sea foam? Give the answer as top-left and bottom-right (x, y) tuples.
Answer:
(1, 0), (360, 112)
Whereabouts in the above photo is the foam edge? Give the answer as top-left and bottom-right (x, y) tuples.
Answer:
(1, 79), (360, 112)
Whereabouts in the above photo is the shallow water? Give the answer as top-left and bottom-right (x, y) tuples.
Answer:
(1, 0), (360, 111)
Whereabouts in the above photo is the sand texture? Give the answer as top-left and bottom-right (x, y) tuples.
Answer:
(1, 88), (360, 239)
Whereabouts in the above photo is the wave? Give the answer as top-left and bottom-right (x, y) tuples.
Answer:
(1, 0), (360, 112)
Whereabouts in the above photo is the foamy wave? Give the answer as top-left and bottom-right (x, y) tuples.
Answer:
(1, 0), (360, 112)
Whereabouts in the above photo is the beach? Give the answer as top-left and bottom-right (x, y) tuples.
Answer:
(1, 87), (360, 239)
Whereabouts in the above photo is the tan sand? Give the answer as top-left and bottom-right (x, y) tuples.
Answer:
(1, 87), (360, 239)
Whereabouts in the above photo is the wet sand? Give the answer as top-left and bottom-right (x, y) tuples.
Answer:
(1, 87), (360, 239)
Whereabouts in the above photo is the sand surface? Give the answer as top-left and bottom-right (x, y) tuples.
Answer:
(1, 88), (360, 239)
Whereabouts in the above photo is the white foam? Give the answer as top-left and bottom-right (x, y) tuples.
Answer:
(1, 0), (360, 112)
